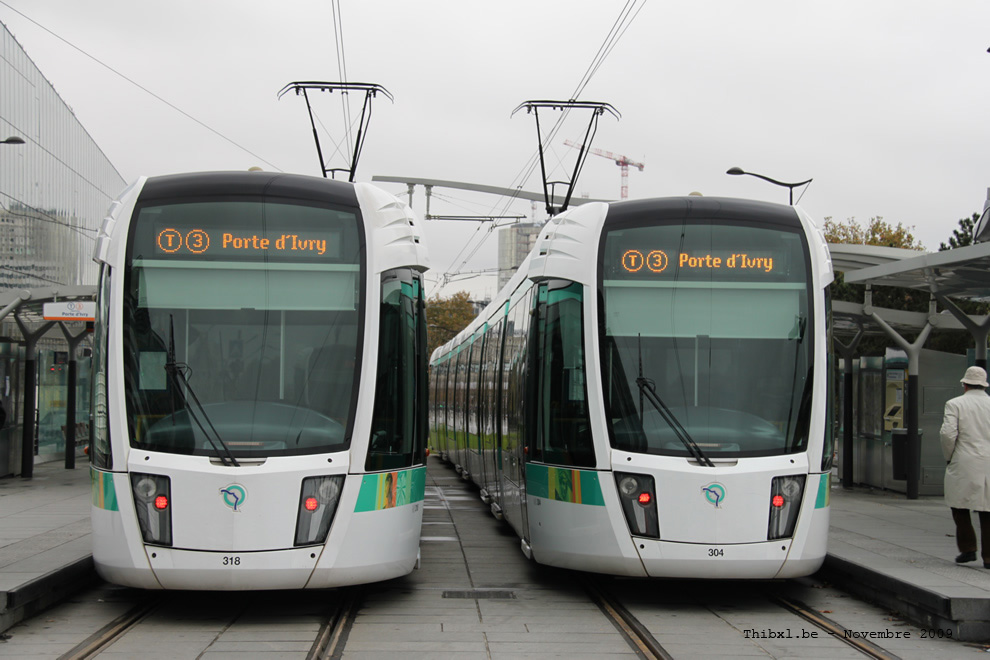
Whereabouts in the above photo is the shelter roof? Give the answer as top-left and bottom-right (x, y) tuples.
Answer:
(842, 241), (990, 301)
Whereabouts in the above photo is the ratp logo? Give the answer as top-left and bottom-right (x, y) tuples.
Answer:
(702, 482), (726, 508)
(220, 484), (247, 511)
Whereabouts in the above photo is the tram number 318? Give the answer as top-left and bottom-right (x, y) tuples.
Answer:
(222, 556), (241, 566)
(708, 548), (724, 557)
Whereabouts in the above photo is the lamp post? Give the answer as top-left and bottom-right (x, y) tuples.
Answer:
(1, 136), (25, 145)
(726, 167), (812, 205)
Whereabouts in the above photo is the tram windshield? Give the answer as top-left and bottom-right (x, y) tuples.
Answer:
(600, 220), (812, 458)
(122, 198), (363, 458)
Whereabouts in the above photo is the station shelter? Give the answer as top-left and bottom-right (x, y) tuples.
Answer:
(0, 286), (95, 478)
(830, 239), (990, 499)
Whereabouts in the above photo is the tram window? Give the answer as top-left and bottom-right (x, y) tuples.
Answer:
(122, 197), (363, 459)
(532, 281), (594, 468)
(600, 221), (812, 458)
(502, 286), (532, 484)
(367, 269), (425, 471)
(91, 264), (112, 470)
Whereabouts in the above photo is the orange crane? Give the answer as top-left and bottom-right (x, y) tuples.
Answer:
(564, 139), (644, 199)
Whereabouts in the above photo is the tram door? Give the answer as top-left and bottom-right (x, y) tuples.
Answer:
(478, 319), (503, 506)
(498, 287), (533, 539)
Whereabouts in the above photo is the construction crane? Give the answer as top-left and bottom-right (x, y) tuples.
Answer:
(563, 139), (644, 200)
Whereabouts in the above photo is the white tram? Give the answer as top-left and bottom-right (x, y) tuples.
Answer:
(90, 171), (430, 589)
(430, 197), (834, 579)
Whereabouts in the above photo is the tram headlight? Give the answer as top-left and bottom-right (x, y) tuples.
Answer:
(767, 475), (806, 540)
(295, 475), (345, 546)
(130, 473), (172, 546)
(614, 472), (659, 539)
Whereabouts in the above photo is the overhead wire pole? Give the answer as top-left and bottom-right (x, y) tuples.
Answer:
(278, 82), (393, 182)
(512, 100), (620, 217)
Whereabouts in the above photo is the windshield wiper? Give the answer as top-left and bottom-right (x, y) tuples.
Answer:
(636, 334), (714, 467)
(165, 315), (240, 467)
(636, 377), (715, 467)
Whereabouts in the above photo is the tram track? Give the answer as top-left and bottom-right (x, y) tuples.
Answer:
(766, 591), (903, 660)
(307, 588), (361, 660)
(583, 576), (675, 659)
(586, 574), (908, 660)
(57, 595), (165, 660)
(53, 586), (361, 660)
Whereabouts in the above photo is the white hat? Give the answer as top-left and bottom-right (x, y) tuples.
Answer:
(961, 366), (989, 388)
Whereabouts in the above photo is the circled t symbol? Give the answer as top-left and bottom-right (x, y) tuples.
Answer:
(157, 228), (183, 253)
(622, 249), (644, 272)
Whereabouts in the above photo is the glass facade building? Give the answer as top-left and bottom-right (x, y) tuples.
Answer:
(0, 21), (125, 475)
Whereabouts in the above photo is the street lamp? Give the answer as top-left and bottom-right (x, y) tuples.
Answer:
(1, 136), (25, 145)
(726, 166), (812, 205)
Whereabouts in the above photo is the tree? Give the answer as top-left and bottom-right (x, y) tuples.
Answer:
(823, 216), (924, 250)
(939, 212), (979, 251)
(426, 291), (476, 358)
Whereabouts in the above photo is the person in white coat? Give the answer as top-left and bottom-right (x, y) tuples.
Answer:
(940, 365), (990, 567)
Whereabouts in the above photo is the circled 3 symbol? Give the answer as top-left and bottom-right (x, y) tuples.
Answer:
(647, 250), (668, 273)
(185, 229), (210, 254)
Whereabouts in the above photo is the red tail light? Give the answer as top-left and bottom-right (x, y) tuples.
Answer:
(304, 497), (320, 511)
(772, 494), (784, 508)
(154, 495), (169, 510)
(638, 492), (652, 505)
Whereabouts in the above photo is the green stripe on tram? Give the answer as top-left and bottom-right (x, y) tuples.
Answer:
(91, 468), (119, 511)
(526, 464), (605, 506)
(815, 472), (830, 509)
(354, 466), (427, 512)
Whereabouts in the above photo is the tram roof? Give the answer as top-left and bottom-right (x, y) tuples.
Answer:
(842, 240), (990, 301)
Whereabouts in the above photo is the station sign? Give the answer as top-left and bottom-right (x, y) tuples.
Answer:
(43, 301), (95, 321)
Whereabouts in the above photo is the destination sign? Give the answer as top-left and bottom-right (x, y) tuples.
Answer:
(619, 249), (775, 275)
(154, 227), (336, 259)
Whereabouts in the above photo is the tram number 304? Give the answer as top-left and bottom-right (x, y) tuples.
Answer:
(708, 548), (724, 557)
(222, 556), (241, 566)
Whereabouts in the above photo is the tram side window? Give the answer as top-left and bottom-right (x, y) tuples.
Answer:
(503, 286), (533, 484)
(468, 331), (485, 454)
(531, 281), (594, 468)
(91, 265), (112, 469)
(367, 269), (426, 470)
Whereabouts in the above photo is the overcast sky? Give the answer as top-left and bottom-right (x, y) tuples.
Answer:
(3, 1), (990, 300)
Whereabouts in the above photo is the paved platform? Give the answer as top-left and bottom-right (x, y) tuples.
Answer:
(0, 460), (93, 632)
(824, 484), (990, 641)
(2, 462), (990, 642)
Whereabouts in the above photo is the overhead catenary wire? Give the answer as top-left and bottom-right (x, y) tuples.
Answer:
(439, 0), (647, 289)
(332, 0), (353, 163)
(0, 1), (284, 172)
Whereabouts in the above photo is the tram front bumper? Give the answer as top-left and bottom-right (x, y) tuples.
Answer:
(142, 546), (321, 590)
(635, 538), (824, 579)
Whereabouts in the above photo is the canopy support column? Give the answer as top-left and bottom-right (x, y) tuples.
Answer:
(835, 326), (865, 489)
(863, 288), (935, 499)
(14, 316), (54, 479)
(59, 323), (88, 470)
